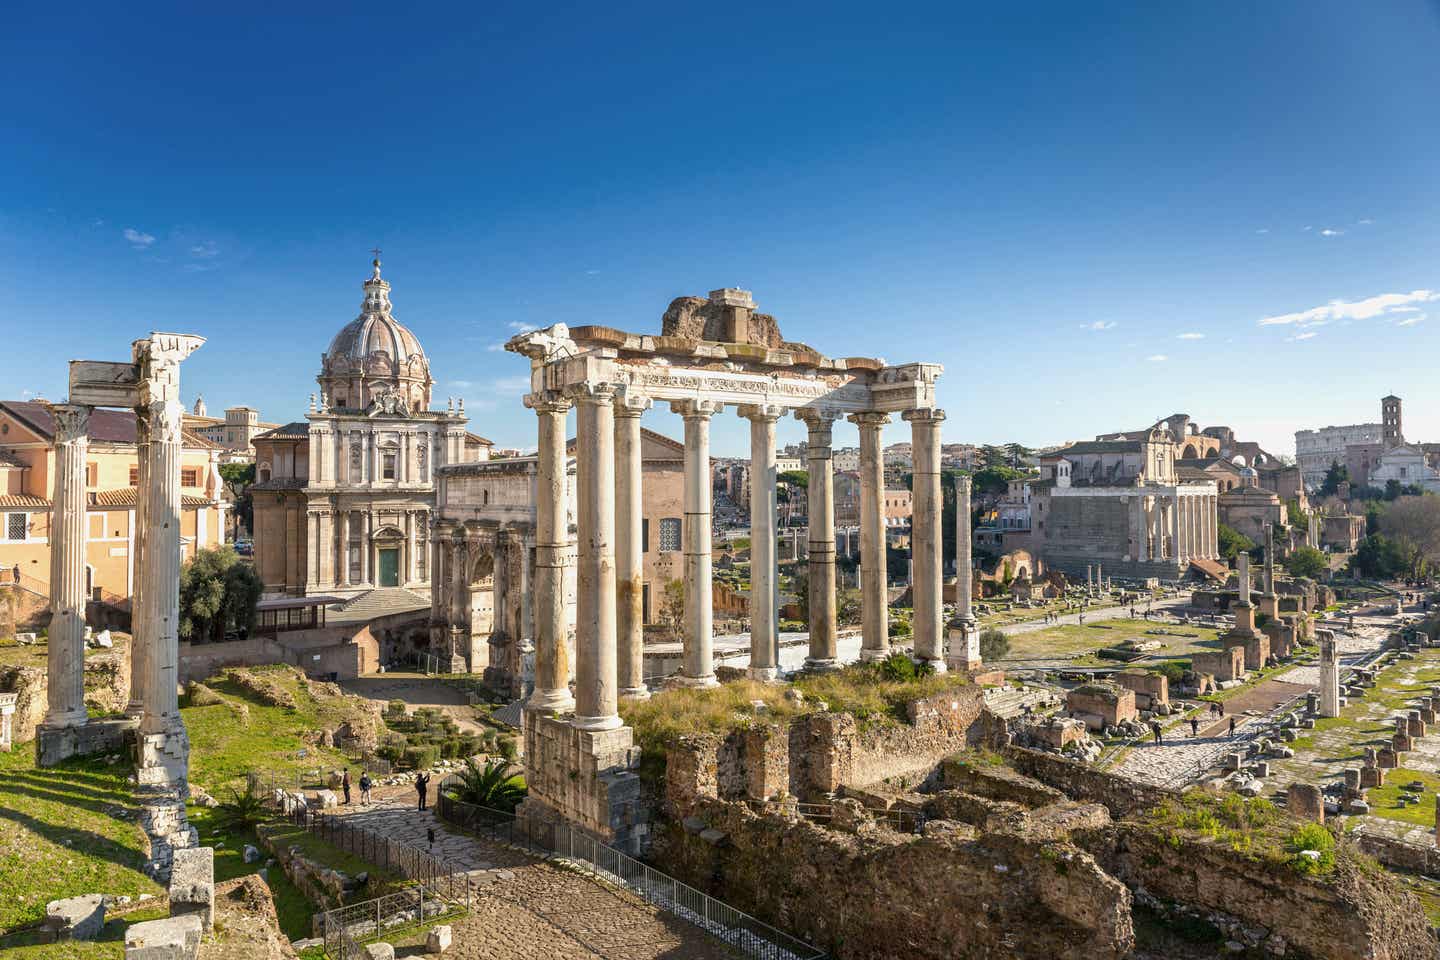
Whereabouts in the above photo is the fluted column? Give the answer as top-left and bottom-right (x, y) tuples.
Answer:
(126, 407), (149, 718)
(43, 403), (91, 728)
(948, 474), (980, 670)
(742, 405), (783, 680)
(615, 392), (650, 699)
(572, 385), (621, 730)
(359, 513), (371, 585)
(449, 535), (470, 671)
(800, 409), (839, 671)
(527, 395), (575, 712)
(337, 512), (351, 587)
(905, 409), (945, 671)
(135, 333), (204, 748)
(672, 399), (722, 686)
(851, 412), (890, 661)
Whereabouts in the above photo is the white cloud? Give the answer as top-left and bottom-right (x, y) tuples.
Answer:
(1258, 289), (1440, 327)
(1146, 354), (1167, 362)
(123, 227), (155, 249)
(449, 380), (475, 389)
(506, 321), (537, 333)
(486, 343), (505, 352)
(1288, 331), (1318, 342)
(1082, 321), (1117, 331)
(1176, 332), (1205, 340)
(1302, 225), (1313, 232)
(1319, 228), (1344, 237)
(1358, 218), (1374, 225)
(190, 240), (219, 258)
(1397, 315), (1423, 327)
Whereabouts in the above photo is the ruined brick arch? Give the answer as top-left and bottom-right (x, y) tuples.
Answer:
(1181, 443), (1199, 459)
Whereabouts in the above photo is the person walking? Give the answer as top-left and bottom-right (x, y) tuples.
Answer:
(1190, 716), (1199, 738)
(416, 771), (431, 811)
(1150, 720), (1163, 745)
(1228, 716), (1237, 738)
(341, 769), (352, 806)
(358, 771), (372, 805)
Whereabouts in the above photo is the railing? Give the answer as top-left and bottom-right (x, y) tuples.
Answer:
(434, 777), (827, 960)
(321, 885), (459, 959)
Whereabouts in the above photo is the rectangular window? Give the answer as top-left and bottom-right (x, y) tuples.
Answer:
(129, 466), (139, 485)
(5, 512), (27, 541)
(659, 517), (681, 552)
(383, 453), (397, 480)
(641, 518), (650, 553)
(181, 467), (200, 487)
(86, 462), (98, 486)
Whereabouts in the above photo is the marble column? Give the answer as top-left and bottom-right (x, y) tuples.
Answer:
(1167, 497), (1179, 561)
(744, 405), (783, 680)
(42, 403), (91, 728)
(615, 392), (650, 699)
(126, 407), (149, 718)
(1319, 630), (1340, 718)
(851, 412), (891, 660)
(672, 399), (722, 687)
(905, 409), (945, 671)
(527, 396), (575, 712)
(449, 535), (470, 670)
(337, 511), (351, 587)
(359, 513), (371, 585)
(947, 474), (980, 670)
(572, 385), (621, 730)
(1263, 521), (1276, 596)
(800, 409), (839, 671)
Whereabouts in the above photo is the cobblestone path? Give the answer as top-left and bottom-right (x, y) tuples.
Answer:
(329, 789), (737, 959)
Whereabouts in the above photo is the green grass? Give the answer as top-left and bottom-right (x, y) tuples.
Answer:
(0, 749), (164, 933)
(183, 665), (374, 792)
(0, 903), (170, 957)
(1000, 618), (1222, 663)
(1363, 768), (1440, 828)
(1147, 791), (1341, 877)
(187, 804), (318, 941)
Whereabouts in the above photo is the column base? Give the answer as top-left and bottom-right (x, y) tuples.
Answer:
(125, 700), (145, 719)
(35, 717), (135, 768)
(859, 647), (891, 662)
(571, 713), (625, 732)
(803, 657), (841, 672)
(619, 686), (652, 701)
(917, 657), (947, 674)
(947, 657), (984, 673)
(674, 673), (720, 688)
(527, 688), (576, 715)
(747, 666), (780, 682)
(136, 722), (191, 791)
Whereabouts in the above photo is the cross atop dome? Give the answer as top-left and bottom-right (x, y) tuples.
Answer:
(369, 247), (383, 282)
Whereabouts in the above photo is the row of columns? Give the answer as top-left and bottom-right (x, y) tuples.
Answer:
(524, 391), (952, 732)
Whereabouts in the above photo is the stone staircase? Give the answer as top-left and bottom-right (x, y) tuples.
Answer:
(336, 587), (430, 621)
(983, 684), (1060, 719)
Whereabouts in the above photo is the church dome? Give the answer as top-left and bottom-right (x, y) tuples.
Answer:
(318, 258), (434, 412)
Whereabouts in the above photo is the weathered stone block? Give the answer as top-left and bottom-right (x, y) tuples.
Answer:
(1361, 766), (1385, 789)
(1286, 783), (1324, 822)
(35, 717), (136, 768)
(45, 894), (106, 941)
(427, 924), (453, 953)
(363, 943), (396, 960)
(124, 913), (202, 960)
(169, 846), (214, 931)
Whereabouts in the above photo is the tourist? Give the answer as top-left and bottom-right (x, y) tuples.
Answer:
(342, 769), (352, 805)
(1228, 716), (1237, 738)
(416, 771), (431, 811)
(1150, 720), (1162, 745)
(1190, 717), (1199, 738)
(359, 771), (372, 805)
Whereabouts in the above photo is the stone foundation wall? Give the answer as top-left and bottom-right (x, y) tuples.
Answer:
(652, 798), (1134, 960)
(1348, 828), (1440, 876)
(0, 664), (47, 745)
(1089, 824), (1436, 960)
(36, 716), (136, 767)
(519, 710), (647, 853)
(1001, 747), (1177, 819)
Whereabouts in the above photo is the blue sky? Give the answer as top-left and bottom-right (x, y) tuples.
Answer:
(3, 2), (1439, 457)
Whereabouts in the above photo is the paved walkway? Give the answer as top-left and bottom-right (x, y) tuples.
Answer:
(328, 787), (736, 960)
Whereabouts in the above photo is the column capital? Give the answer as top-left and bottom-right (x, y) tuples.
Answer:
(902, 407), (946, 425)
(954, 473), (973, 495)
(613, 388), (652, 418)
(738, 403), (785, 423)
(133, 332), (206, 366)
(564, 382), (616, 405)
(848, 411), (891, 428)
(42, 403), (92, 443)
(670, 398), (724, 420)
(795, 407), (843, 427)
(524, 392), (570, 415)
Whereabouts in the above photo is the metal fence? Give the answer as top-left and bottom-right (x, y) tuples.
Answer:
(321, 885), (457, 959)
(434, 776), (826, 960)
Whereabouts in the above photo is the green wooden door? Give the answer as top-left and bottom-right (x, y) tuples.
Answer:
(378, 548), (400, 587)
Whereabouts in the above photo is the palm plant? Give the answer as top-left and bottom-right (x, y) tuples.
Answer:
(448, 757), (527, 813)
(215, 780), (267, 832)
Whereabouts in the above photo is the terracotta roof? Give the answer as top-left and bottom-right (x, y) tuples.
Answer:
(1048, 440), (1142, 456)
(1, 400), (218, 451)
(465, 432), (494, 446)
(91, 488), (215, 509)
(253, 421), (310, 440)
(0, 449), (25, 469)
(0, 493), (48, 508)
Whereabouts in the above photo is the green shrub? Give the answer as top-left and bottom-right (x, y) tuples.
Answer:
(1286, 822), (1336, 876)
(402, 745), (439, 770)
(978, 627), (1010, 662)
(497, 736), (519, 761)
(1154, 661), (1185, 684)
(386, 699), (407, 718)
(877, 652), (918, 683)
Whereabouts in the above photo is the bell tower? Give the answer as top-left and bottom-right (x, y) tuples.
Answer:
(1382, 395), (1403, 449)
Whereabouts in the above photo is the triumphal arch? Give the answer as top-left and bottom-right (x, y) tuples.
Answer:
(506, 288), (956, 850)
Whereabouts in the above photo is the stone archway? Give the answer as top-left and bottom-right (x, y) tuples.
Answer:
(1181, 443), (1198, 459)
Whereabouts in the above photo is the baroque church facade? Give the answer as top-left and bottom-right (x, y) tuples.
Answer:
(251, 258), (491, 597)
